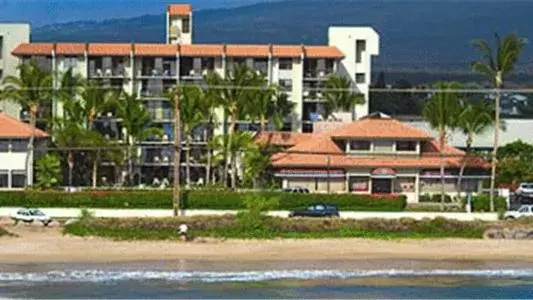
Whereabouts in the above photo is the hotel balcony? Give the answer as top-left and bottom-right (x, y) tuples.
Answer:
(180, 57), (215, 80)
(303, 59), (335, 80)
(88, 57), (129, 78)
(139, 79), (175, 99)
(138, 58), (177, 78)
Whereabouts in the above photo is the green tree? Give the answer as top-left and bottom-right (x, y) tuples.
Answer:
(456, 101), (495, 194)
(422, 81), (462, 207)
(496, 140), (533, 186)
(35, 153), (62, 189)
(268, 92), (295, 130)
(322, 75), (365, 121)
(206, 65), (263, 188)
(1, 59), (53, 187)
(115, 92), (162, 185)
(174, 85), (206, 187)
(471, 32), (527, 211)
(80, 80), (114, 128)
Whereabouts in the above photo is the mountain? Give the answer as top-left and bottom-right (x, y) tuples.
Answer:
(30, 0), (533, 74)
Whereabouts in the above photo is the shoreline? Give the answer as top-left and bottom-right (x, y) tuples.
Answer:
(2, 226), (533, 265)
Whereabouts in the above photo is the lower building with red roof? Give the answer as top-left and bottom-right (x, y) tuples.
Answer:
(258, 113), (490, 203)
(0, 112), (48, 189)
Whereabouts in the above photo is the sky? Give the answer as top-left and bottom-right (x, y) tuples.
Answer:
(0, 0), (270, 27)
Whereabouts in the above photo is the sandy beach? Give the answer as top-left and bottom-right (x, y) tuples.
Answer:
(1, 222), (533, 265)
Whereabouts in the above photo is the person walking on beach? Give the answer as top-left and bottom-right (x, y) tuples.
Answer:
(178, 223), (188, 241)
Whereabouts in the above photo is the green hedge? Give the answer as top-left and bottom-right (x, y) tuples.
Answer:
(0, 190), (407, 211)
(462, 195), (507, 212)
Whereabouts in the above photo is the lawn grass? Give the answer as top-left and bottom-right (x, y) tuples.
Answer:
(64, 215), (488, 240)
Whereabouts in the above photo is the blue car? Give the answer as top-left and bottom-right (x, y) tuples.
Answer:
(288, 204), (340, 218)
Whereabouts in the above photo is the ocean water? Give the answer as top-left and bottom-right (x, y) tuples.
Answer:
(2, 260), (533, 299)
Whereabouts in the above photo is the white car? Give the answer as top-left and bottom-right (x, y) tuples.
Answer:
(10, 208), (53, 226)
(504, 205), (533, 219)
(516, 183), (533, 198)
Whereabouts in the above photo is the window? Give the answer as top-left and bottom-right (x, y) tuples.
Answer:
(355, 73), (366, 84)
(279, 59), (293, 70)
(0, 140), (8, 152)
(279, 79), (292, 91)
(356, 39), (366, 63)
(0, 170), (8, 188)
(182, 18), (190, 34)
(64, 57), (78, 70)
(11, 139), (28, 152)
(350, 140), (371, 151)
(201, 58), (215, 70)
(396, 141), (417, 152)
(11, 171), (26, 188)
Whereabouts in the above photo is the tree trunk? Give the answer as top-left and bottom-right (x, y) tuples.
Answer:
(92, 151), (100, 188)
(457, 134), (472, 200)
(439, 131), (446, 210)
(231, 151), (238, 189)
(128, 145), (134, 186)
(489, 80), (502, 212)
(260, 115), (267, 132)
(67, 150), (74, 187)
(172, 90), (182, 217)
(205, 117), (212, 185)
(185, 126), (191, 188)
(225, 103), (237, 189)
(24, 105), (38, 189)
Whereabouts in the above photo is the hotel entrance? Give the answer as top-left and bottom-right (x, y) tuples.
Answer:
(371, 168), (396, 194)
(371, 178), (392, 194)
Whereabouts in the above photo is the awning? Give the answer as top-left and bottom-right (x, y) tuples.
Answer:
(371, 168), (396, 179)
(275, 169), (345, 178)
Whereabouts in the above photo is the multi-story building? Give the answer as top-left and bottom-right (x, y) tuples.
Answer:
(0, 23), (30, 118)
(9, 4), (379, 185)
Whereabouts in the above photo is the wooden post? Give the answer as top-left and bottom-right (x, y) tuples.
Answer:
(173, 88), (181, 217)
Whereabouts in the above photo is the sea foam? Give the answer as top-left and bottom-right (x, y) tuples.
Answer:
(1, 269), (533, 283)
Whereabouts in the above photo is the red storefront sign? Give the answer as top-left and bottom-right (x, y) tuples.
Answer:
(371, 168), (396, 176)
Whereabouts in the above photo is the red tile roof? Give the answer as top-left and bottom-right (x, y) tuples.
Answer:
(12, 43), (53, 56)
(331, 118), (431, 140)
(180, 44), (224, 57)
(288, 134), (344, 154)
(226, 44), (270, 58)
(0, 113), (48, 138)
(135, 44), (178, 56)
(304, 46), (344, 59)
(88, 43), (131, 56)
(168, 4), (192, 16)
(254, 131), (313, 147)
(272, 45), (302, 58)
(56, 43), (85, 55)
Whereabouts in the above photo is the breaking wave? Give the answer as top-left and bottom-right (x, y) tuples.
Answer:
(1, 269), (533, 283)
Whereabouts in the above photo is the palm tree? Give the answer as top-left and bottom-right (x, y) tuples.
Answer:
(203, 71), (223, 185)
(456, 102), (494, 196)
(247, 83), (276, 132)
(471, 33), (527, 211)
(81, 80), (114, 128)
(52, 117), (87, 187)
(174, 85), (205, 187)
(209, 64), (263, 188)
(322, 75), (365, 121)
(422, 81), (463, 207)
(115, 92), (162, 185)
(1, 59), (53, 187)
(268, 92), (295, 130)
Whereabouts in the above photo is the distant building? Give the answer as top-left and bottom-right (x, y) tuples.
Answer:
(0, 23), (30, 118)
(8, 3), (380, 185)
(0, 112), (48, 189)
(259, 113), (489, 203)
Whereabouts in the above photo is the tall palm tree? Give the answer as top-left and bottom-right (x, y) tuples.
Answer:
(81, 80), (114, 129)
(210, 64), (263, 188)
(203, 71), (223, 185)
(422, 81), (463, 207)
(52, 117), (87, 187)
(115, 92), (162, 185)
(174, 85), (205, 187)
(1, 59), (53, 187)
(471, 33), (527, 211)
(456, 102), (494, 195)
(247, 83), (276, 132)
(322, 75), (365, 121)
(268, 92), (295, 130)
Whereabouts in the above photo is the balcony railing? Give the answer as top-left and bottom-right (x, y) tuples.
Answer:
(89, 67), (128, 78)
(303, 68), (335, 80)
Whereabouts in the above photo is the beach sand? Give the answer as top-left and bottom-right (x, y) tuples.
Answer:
(1, 220), (533, 264)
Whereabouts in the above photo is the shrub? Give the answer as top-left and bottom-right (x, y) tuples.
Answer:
(0, 190), (407, 211)
(405, 203), (463, 212)
(462, 195), (507, 212)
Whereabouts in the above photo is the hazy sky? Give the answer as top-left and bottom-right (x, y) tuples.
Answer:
(0, 0), (270, 26)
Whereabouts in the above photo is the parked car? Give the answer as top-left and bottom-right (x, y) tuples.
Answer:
(515, 183), (533, 198)
(281, 187), (310, 193)
(503, 205), (533, 220)
(288, 204), (339, 218)
(10, 208), (53, 226)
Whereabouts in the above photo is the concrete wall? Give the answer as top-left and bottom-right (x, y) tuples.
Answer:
(0, 23), (30, 119)
(328, 27), (379, 120)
